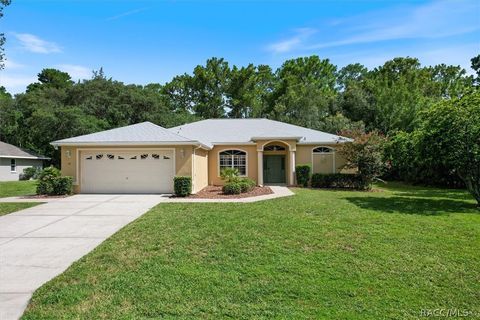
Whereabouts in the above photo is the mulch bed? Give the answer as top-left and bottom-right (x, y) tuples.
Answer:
(19, 194), (70, 199)
(188, 185), (273, 199)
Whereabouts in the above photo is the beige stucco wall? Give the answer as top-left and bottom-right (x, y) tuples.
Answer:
(296, 144), (347, 174)
(61, 145), (194, 193)
(208, 145), (258, 185)
(60, 141), (351, 193)
(192, 148), (208, 193)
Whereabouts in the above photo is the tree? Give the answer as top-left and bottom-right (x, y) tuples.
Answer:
(27, 68), (74, 92)
(268, 56), (338, 129)
(190, 57), (230, 118)
(416, 91), (480, 205)
(471, 55), (480, 85)
(337, 130), (387, 189)
(0, 0), (11, 69)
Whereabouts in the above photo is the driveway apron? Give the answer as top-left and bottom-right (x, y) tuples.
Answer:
(0, 194), (165, 320)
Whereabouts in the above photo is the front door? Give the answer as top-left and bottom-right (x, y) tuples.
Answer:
(263, 155), (286, 184)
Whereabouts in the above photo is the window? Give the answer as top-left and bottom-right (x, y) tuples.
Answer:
(10, 159), (16, 172)
(313, 146), (334, 154)
(107, 154), (115, 160)
(264, 144), (286, 151)
(219, 150), (247, 176)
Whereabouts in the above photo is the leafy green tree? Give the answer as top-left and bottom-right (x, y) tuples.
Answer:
(191, 57), (230, 118)
(416, 91), (480, 205)
(269, 56), (338, 129)
(318, 113), (365, 135)
(471, 55), (480, 85)
(27, 68), (74, 92)
(0, 0), (11, 69)
(338, 129), (387, 189)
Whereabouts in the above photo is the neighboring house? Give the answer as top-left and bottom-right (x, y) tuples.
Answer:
(51, 119), (351, 194)
(0, 141), (50, 181)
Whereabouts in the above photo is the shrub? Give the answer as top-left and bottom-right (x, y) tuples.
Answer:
(36, 166), (73, 195)
(22, 167), (40, 180)
(337, 129), (387, 190)
(311, 173), (368, 190)
(220, 168), (240, 183)
(295, 164), (311, 187)
(238, 178), (256, 193)
(36, 166), (61, 195)
(223, 182), (242, 195)
(52, 176), (73, 195)
(174, 176), (192, 197)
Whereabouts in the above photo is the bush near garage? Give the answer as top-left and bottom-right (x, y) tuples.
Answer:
(36, 166), (73, 195)
(174, 176), (192, 197)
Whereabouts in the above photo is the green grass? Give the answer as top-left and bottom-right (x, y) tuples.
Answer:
(0, 180), (37, 198)
(23, 183), (480, 319)
(0, 202), (40, 216)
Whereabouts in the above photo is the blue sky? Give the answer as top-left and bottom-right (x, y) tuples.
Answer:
(1, 0), (479, 94)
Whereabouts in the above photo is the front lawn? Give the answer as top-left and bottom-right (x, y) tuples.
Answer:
(23, 183), (480, 319)
(0, 180), (37, 198)
(0, 202), (40, 216)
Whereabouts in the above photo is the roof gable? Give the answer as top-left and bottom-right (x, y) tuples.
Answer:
(0, 141), (50, 159)
(51, 122), (200, 146)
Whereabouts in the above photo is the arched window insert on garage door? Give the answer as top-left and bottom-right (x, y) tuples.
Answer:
(219, 150), (247, 176)
(312, 146), (334, 154)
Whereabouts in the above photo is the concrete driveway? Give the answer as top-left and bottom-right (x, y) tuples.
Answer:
(0, 194), (166, 320)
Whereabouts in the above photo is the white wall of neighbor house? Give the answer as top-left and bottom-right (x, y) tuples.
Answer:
(0, 158), (44, 181)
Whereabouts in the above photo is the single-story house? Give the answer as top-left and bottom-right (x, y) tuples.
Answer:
(51, 119), (351, 194)
(0, 141), (50, 181)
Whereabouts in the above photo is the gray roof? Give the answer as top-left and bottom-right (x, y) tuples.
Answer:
(0, 141), (50, 160)
(169, 119), (350, 146)
(51, 122), (205, 147)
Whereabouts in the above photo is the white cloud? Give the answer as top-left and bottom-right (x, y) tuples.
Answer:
(307, 0), (480, 50)
(0, 73), (36, 93)
(13, 33), (62, 54)
(267, 28), (316, 54)
(56, 64), (92, 80)
(266, 0), (479, 53)
(4, 59), (26, 70)
(106, 7), (146, 21)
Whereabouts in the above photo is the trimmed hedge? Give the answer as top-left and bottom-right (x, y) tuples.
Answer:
(174, 176), (192, 197)
(36, 166), (73, 195)
(295, 164), (311, 187)
(311, 173), (368, 190)
(223, 182), (242, 195)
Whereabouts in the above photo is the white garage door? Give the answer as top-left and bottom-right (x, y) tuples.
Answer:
(81, 150), (175, 193)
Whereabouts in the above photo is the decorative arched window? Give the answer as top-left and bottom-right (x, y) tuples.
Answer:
(313, 146), (334, 154)
(264, 144), (286, 151)
(219, 150), (247, 176)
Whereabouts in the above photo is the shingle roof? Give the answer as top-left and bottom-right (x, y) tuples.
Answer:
(51, 122), (203, 146)
(0, 141), (50, 159)
(169, 119), (350, 146)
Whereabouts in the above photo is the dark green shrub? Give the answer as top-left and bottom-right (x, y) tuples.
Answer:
(174, 176), (192, 197)
(36, 166), (61, 195)
(223, 182), (242, 195)
(311, 173), (368, 190)
(52, 176), (73, 195)
(238, 178), (256, 193)
(295, 164), (311, 187)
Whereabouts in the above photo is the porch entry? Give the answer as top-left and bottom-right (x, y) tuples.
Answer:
(263, 155), (286, 184)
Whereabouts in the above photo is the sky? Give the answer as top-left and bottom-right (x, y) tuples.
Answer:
(1, 0), (479, 94)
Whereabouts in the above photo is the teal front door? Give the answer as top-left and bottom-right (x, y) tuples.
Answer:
(263, 155), (286, 184)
